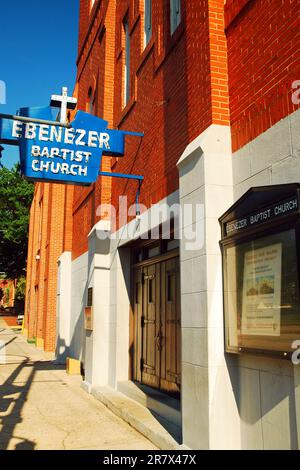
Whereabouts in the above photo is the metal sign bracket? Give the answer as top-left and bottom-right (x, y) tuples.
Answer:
(98, 170), (144, 217)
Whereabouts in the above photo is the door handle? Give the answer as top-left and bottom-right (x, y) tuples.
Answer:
(155, 331), (164, 351)
(141, 316), (155, 327)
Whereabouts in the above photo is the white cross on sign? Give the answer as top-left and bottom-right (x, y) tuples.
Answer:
(50, 87), (77, 124)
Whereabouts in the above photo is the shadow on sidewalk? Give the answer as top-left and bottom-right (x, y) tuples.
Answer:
(0, 336), (18, 351)
(0, 357), (65, 450)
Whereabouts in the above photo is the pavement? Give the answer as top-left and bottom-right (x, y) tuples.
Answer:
(0, 316), (18, 328)
(0, 318), (157, 450)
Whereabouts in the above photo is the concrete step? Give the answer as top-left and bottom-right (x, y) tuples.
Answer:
(117, 381), (181, 428)
(82, 382), (184, 450)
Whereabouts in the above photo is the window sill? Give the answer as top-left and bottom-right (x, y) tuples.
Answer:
(136, 38), (155, 75)
(154, 22), (185, 73)
(89, 0), (99, 19)
(225, 0), (254, 30)
(111, 158), (119, 170)
(117, 95), (137, 127)
(129, 12), (140, 36)
(73, 185), (95, 210)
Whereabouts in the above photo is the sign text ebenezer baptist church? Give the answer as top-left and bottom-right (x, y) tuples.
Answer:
(0, 88), (143, 186)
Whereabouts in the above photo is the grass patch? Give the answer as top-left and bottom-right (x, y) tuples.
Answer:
(27, 337), (36, 345)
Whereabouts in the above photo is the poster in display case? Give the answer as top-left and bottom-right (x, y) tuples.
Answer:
(241, 243), (282, 337)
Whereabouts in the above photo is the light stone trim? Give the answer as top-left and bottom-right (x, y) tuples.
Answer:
(56, 251), (72, 363)
(177, 124), (240, 450)
(230, 108), (300, 450)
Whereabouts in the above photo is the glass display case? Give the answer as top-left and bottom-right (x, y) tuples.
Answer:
(219, 184), (300, 357)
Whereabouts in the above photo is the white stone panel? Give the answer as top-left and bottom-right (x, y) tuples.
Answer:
(249, 116), (292, 175)
(70, 252), (88, 362)
(271, 155), (300, 184)
(182, 328), (208, 367)
(181, 292), (208, 328)
(290, 108), (300, 157)
(260, 372), (294, 450)
(234, 168), (271, 200)
(232, 145), (251, 185)
(181, 362), (209, 450)
(56, 251), (72, 363)
(238, 367), (263, 450)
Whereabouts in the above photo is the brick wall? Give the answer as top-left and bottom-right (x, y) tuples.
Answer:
(71, 0), (230, 246)
(110, 0), (229, 230)
(24, 0), (300, 351)
(72, 0), (116, 259)
(24, 183), (74, 352)
(226, 0), (300, 152)
(26, 0), (234, 346)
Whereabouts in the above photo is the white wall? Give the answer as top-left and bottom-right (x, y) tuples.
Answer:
(61, 109), (300, 449)
(69, 251), (88, 363)
(176, 114), (300, 449)
(229, 108), (300, 449)
(177, 124), (240, 450)
(81, 193), (181, 391)
(84, 220), (112, 389)
(56, 251), (88, 366)
(56, 252), (72, 363)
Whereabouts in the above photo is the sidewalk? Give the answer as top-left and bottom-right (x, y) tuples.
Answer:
(0, 320), (157, 450)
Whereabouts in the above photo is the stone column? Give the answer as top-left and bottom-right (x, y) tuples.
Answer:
(83, 220), (111, 391)
(177, 124), (241, 449)
(56, 251), (72, 363)
(113, 245), (131, 387)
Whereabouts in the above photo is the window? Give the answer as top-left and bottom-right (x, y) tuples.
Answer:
(87, 287), (93, 307)
(170, 0), (181, 35)
(123, 19), (130, 107)
(167, 239), (180, 251)
(87, 87), (94, 115)
(147, 246), (160, 259)
(144, 0), (152, 48)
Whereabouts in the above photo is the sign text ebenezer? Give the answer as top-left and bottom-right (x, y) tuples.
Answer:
(0, 88), (143, 186)
(0, 107), (127, 185)
(12, 120), (111, 178)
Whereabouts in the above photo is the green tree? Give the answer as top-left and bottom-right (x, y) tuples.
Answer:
(15, 275), (26, 301)
(0, 164), (34, 278)
(15, 275), (26, 313)
(4, 287), (9, 305)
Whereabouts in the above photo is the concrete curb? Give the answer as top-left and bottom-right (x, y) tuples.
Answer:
(81, 382), (186, 450)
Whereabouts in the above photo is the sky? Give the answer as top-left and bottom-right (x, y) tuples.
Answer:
(0, 0), (80, 168)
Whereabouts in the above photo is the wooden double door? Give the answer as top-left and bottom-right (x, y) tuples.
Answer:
(133, 256), (181, 394)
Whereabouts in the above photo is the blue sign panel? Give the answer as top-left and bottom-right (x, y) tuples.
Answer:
(0, 107), (55, 146)
(0, 107), (131, 186)
(0, 118), (18, 146)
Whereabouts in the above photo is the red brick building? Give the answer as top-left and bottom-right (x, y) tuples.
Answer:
(24, 182), (74, 350)
(0, 278), (15, 309)
(24, 0), (300, 449)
